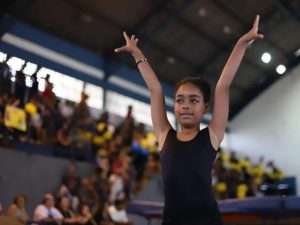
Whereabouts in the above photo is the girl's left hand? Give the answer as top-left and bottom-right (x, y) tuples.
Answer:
(239, 15), (264, 45)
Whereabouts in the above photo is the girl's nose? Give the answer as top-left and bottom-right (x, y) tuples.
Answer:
(182, 104), (190, 110)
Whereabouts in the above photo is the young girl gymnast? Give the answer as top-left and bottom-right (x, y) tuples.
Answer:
(115, 15), (263, 225)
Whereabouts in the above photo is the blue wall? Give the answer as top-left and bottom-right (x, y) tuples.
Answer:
(0, 15), (174, 111)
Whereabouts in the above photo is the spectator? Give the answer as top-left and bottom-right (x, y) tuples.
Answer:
(14, 71), (26, 106)
(57, 196), (80, 225)
(59, 100), (75, 120)
(107, 199), (131, 225)
(90, 168), (110, 222)
(116, 105), (135, 146)
(25, 96), (45, 143)
(73, 92), (90, 124)
(62, 162), (81, 196)
(7, 194), (30, 224)
(57, 119), (72, 147)
(108, 156), (128, 204)
(78, 178), (99, 212)
(57, 185), (80, 213)
(42, 75), (56, 109)
(28, 72), (39, 99)
(92, 112), (112, 148)
(0, 61), (12, 95)
(33, 193), (63, 224)
(78, 204), (97, 225)
(265, 161), (284, 184)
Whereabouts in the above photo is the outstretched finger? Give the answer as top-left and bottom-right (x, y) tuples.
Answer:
(135, 38), (139, 44)
(123, 31), (130, 42)
(256, 33), (264, 39)
(131, 34), (136, 40)
(114, 46), (127, 53)
(253, 15), (260, 30)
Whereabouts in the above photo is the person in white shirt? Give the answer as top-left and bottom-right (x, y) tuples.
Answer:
(33, 193), (63, 224)
(107, 199), (132, 225)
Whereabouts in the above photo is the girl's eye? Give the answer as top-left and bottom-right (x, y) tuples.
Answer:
(176, 99), (183, 103)
(191, 99), (199, 103)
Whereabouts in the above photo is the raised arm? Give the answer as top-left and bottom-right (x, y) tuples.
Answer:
(209, 15), (264, 148)
(115, 32), (171, 148)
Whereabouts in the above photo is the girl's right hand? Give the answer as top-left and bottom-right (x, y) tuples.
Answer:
(114, 32), (140, 55)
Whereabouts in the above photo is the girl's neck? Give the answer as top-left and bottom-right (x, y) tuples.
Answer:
(179, 127), (199, 135)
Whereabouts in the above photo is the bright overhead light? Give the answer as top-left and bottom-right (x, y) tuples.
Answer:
(0, 51), (7, 62)
(23, 62), (38, 76)
(276, 64), (286, 75)
(223, 25), (231, 35)
(7, 56), (25, 71)
(261, 52), (271, 64)
(198, 8), (207, 17)
(295, 48), (300, 57)
(167, 57), (175, 64)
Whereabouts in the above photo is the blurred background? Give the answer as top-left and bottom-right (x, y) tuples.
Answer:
(0, 0), (300, 225)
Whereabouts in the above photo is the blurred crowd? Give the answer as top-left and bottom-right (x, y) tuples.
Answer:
(0, 59), (285, 225)
(213, 151), (284, 200)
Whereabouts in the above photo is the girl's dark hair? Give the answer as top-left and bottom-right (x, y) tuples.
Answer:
(175, 77), (211, 104)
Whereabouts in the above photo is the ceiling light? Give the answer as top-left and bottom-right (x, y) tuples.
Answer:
(23, 62), (38, 76)
(276, 64), (286, 75)
(81, 14), (93, 23)
(167, 57), (175, 64)
(223, 25), (231, 35)
(198, 8), (207, 17)
(261, 52), (271, 64)
(0, 51), (7, 62)
(295, 48), (300, 57)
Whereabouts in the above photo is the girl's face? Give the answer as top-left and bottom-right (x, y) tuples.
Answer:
(174, 83), (207, 129)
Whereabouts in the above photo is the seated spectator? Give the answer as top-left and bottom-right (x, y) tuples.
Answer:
(265, 161), (284, 184)
(57, 185), (80, 213)
(108, 155), (130, 204)
(78, 178), (99, 213)
(33, 193), (63, 225)
(107, 199), (131, 225)
(90, 168), (110, 223)
(58, 196), (81, 225)
(78, 204), (97, 225)
(133, 153), (162, 196)
(7, 194), (30, 224)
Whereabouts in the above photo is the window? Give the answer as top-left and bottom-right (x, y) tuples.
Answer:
(106, 91), (176, 127)
(37, 67), (84, 102)
(84, 82), (103, 109)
